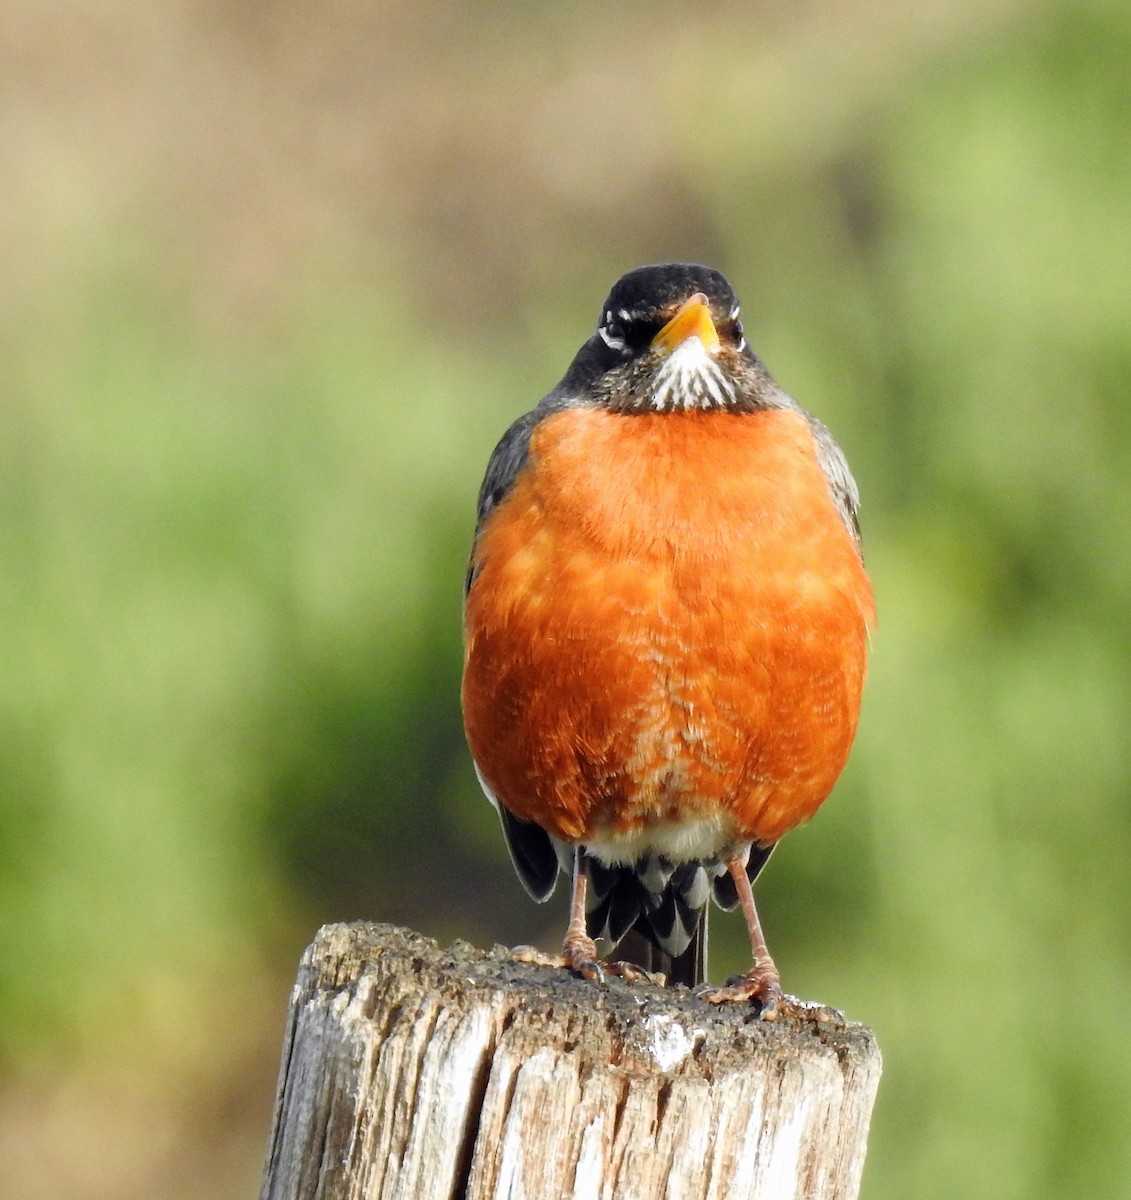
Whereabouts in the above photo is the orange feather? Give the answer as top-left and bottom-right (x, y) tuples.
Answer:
(462, 406), (874, 856)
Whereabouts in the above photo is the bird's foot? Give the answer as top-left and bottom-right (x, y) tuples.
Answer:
(701, 958), (785, 1020)
(701, 963), (844, 1024)
(776, 995), (846, 1025)
(510, 944), (567, 969)
(562, 929), (606, 982)
(602, 960), (666, 986)
(555, 935), (664, 986)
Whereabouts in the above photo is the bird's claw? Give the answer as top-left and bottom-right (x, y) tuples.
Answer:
(776, 994), (846, 1025)
(700, 960), (784, 1019)
(602, 960), (666, 986)
(510, 944), (566, 969)
(700, 970), (844, 1024)
(562, 930), (605, 982)
(558, 936), (665, 987)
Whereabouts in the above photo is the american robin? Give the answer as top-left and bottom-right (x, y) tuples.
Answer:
(462, 263), (874, 1017)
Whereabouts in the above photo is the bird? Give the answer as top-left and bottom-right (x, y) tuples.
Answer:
(461, 263), (874, 1018)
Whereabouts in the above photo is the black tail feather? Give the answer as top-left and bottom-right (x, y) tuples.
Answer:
(607, 914), (707, 988)
(711, 843), (776, 910)
(584, 844), (776, 988)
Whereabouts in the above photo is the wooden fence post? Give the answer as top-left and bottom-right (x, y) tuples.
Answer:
(260, 923), (881, 1200)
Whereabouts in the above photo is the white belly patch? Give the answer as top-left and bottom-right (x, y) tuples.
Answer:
(583, 811), (740, 866)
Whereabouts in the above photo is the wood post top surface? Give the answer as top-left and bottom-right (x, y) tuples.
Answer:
(292, 921), (878, 1080)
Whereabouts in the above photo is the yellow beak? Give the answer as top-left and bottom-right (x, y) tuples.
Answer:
(651, 292), (721, 355)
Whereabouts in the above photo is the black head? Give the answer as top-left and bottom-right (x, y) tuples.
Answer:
(604, 263), (738, 326)
(596, 263), (744, 357)
(557, 263), (779, 414)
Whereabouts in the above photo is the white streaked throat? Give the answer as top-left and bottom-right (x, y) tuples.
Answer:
(650, 337), (736, 412)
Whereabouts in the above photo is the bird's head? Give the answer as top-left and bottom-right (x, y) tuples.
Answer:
(562, 263), (775, 414)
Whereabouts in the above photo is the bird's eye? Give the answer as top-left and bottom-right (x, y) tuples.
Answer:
(599, 319), (627, 351)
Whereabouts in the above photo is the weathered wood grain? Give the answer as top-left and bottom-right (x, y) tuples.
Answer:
(260, 923), (880, 1200)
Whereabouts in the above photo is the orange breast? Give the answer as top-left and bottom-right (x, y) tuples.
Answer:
(462, 406), (874, 855)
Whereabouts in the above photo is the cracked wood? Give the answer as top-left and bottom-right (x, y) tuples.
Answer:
(260, 923), (881, 1200)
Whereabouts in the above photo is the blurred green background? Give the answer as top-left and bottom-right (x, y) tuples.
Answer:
(2, 1), (1129, 1196)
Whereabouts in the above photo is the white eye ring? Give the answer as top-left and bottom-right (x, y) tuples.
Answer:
(599, 311), (627, 350)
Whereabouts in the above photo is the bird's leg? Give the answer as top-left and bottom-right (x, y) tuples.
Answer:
(703, 856), (843, 1022)
(558, 850), (660, 985)
(561, 848), (604, 982)
(703, 854), (785, 1018)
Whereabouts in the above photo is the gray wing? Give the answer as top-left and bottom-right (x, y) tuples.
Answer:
(804, 413), (863, 551)
(473, 762), (561, 902)
(760, 383), (863, 551)
(464, 404), (554, 595)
